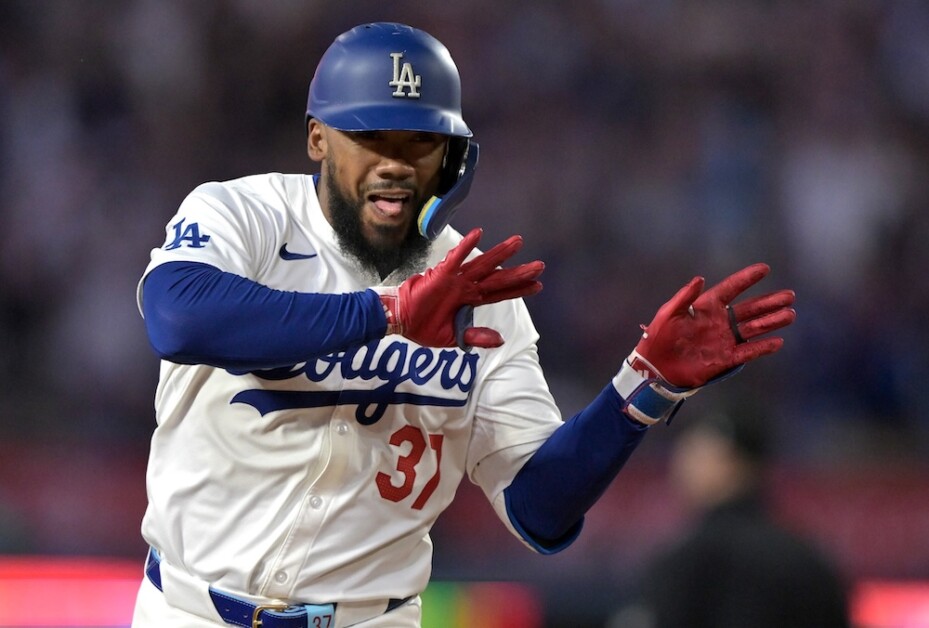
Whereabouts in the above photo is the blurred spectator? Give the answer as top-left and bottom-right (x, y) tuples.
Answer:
(608, 405), (850, 628)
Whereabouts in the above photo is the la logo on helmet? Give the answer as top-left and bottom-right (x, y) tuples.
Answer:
(389, 52), (421, 98)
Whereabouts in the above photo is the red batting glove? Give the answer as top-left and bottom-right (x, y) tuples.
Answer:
(633, 263), (796, 388)
(375, 228), (544, 349)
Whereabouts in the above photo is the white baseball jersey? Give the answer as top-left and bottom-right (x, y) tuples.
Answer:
(137, 173), (564, 604)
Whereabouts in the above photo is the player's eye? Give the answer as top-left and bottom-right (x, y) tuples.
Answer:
(412, 132), (441, 144)
(347, 130), (382, 143)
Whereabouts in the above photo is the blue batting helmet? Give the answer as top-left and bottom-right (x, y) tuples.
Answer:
(307, 22), (471, 137)
(307, 22), (479, 240)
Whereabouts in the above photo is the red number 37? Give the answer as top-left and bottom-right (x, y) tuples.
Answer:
(376, 425), (444, 510)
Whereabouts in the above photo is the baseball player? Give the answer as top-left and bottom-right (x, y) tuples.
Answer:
(131, 22), (796, 628)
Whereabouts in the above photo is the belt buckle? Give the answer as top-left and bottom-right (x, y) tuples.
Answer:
(251, 603), (289, 628)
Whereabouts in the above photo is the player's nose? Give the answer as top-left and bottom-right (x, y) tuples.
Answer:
(369, 132), (424, 178)
(373, 153), (416, 180)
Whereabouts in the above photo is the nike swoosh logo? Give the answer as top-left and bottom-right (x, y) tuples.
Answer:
(279, 243), (318, 261)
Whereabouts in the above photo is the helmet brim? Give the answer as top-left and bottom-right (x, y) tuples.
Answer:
(309, 103), (471, 138)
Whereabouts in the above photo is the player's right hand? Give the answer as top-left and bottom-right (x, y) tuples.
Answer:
(375, 228), (544, 349)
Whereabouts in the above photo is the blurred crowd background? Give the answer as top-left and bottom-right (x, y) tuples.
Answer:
(2, 1), (928, 625)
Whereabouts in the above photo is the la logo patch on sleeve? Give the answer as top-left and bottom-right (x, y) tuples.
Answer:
(165, 218), (211, 250)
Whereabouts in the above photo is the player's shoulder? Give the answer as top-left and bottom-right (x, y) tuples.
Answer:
(425, 227), (464, 265)
(432, 225), (464, 246)
(189, 173), (312, 204)
(429, 226), (502, 265)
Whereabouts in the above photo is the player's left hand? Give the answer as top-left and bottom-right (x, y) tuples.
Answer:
(632, 263), (796, 388)
(376, 228), (544, 349)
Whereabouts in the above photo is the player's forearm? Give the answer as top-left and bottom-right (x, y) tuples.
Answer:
(141, 261), (387, 369)
(504, 384), (647, 545)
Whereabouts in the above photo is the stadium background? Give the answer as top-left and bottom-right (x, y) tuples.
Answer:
(1, 1), (928, 626)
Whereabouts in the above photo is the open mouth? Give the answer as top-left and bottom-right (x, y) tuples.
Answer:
(368, 191), (412, 217)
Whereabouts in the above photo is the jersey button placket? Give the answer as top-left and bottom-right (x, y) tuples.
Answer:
(267, 408), (355, 598)
(262, 411), (349, 599)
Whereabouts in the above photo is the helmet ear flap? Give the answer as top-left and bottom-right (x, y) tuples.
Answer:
(418, 140), (479, 240)
(438, 137), (470, 195)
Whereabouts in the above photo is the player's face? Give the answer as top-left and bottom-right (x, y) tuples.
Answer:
(309, 122), (446, 250)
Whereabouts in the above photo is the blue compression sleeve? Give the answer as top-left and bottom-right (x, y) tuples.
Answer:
(141, 261), (387, 370)
(504, 383), (648, 551)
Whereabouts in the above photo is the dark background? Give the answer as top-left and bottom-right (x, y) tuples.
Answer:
(2, 1), (928, 625)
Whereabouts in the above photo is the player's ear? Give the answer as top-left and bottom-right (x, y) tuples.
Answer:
(307, 118), (327, 162)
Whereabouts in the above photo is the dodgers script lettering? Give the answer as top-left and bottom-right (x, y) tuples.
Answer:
(231, 340), (479, 425)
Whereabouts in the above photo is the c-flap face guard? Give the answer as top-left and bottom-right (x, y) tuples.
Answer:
(417, 141), (480, 240)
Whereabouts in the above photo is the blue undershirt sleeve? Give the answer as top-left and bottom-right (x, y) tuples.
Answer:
(503, 383), (648, 552)
(141, 261), (388, 370)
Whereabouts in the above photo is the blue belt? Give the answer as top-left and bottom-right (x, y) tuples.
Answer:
(145, 547), (411, 628)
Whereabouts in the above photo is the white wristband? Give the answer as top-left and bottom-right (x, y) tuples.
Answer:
(612, 351), (700, 426)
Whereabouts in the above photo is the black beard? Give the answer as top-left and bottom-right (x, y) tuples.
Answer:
(324, 162), (430, 281)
